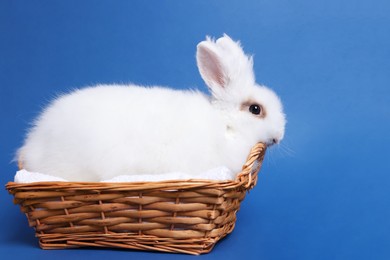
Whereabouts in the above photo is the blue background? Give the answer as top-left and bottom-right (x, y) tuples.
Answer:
(1, 1), (389, 259)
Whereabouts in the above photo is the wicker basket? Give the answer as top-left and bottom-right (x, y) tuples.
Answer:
(6, 143), (266, 255)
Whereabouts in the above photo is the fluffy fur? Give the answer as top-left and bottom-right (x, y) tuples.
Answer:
(17, 35), (286, 182)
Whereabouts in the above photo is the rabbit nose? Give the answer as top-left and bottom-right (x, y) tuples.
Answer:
(265, 138), (278, 146)
(267, 138), (279, 146)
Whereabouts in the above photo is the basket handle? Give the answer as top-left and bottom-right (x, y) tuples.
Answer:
(237, 142), (267, 189)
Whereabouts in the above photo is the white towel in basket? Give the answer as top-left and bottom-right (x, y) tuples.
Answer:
(14, 166), (236, 183)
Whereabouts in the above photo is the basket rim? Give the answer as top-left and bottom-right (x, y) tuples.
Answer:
(6, 142), (266, 192)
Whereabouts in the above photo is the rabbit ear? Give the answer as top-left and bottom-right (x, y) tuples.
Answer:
(196, 40), (228, 91)
(197, 35), (255, 99)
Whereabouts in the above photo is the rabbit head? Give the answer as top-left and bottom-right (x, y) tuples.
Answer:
(197, 34), (286, 146)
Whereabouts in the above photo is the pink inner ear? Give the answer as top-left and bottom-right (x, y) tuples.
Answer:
(198, 46), (225, 88)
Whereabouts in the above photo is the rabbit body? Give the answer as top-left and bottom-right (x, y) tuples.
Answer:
(18, 35), (286, 181)
(20, 86), (241, 181)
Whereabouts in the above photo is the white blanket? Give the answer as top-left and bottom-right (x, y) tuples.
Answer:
(14, 166), (236, 183)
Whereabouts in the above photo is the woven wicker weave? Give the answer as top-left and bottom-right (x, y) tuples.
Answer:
(6, 143), (266, 255)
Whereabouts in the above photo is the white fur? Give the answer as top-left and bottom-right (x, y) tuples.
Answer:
(17, 35), (286, 182)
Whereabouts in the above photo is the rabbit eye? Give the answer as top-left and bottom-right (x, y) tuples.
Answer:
(249, 104), (262, 115)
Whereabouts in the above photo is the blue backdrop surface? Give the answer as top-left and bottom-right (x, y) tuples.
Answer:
(1, 1), (389, 259)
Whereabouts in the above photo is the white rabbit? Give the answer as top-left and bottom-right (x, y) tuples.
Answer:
(17, 34), (286, 182)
